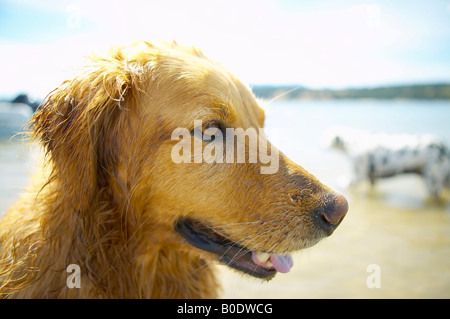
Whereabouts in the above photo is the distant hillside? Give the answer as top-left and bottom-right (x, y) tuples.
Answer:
(251, 84), (450, 100)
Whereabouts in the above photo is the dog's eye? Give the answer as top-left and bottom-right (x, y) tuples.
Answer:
(190, 121), (225, 142)
(203, 122), (225, 142)
(203, 123), (220, 137)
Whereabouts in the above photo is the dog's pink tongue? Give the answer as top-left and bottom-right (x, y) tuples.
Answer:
(270, 254), (293, 273)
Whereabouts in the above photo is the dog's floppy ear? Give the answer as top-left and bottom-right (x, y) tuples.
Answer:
(31, 50), (141, 211)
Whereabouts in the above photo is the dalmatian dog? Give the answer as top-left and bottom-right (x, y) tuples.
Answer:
(323, 126), (450, 196)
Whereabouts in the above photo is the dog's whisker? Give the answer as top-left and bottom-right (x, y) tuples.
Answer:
(263, 85), (304, 107)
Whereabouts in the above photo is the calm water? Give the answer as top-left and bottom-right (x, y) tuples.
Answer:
(1, 99), (449, 298)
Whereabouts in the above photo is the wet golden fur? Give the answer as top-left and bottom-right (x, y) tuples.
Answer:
(0, 41), (342, 298)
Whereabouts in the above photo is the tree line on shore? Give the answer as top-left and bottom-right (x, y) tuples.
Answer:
(251, 83), (450, 100)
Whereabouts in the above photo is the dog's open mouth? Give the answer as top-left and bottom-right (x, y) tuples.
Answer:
(175, 217), (293, 280)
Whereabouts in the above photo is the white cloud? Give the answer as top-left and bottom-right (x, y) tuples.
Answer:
(1, 0), (449, 98)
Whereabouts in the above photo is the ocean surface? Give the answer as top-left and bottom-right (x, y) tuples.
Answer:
(1, 99), (450, 298)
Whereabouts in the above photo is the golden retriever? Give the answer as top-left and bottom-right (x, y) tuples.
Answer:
(0, 41), (348, 298)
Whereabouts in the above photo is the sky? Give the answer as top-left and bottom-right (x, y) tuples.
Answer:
(1, 0), (450, 99)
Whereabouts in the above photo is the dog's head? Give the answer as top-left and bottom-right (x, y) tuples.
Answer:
(32, 41), (347, 280)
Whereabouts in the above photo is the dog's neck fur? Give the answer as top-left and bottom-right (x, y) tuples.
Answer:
(2, 173), (219, 298)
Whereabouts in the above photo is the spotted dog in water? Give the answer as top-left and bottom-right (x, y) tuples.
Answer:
(325, 126), (450, 196)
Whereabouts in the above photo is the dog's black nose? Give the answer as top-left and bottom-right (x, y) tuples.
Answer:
(318, 194), (348, 234)
(322, 194), (348, 225)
